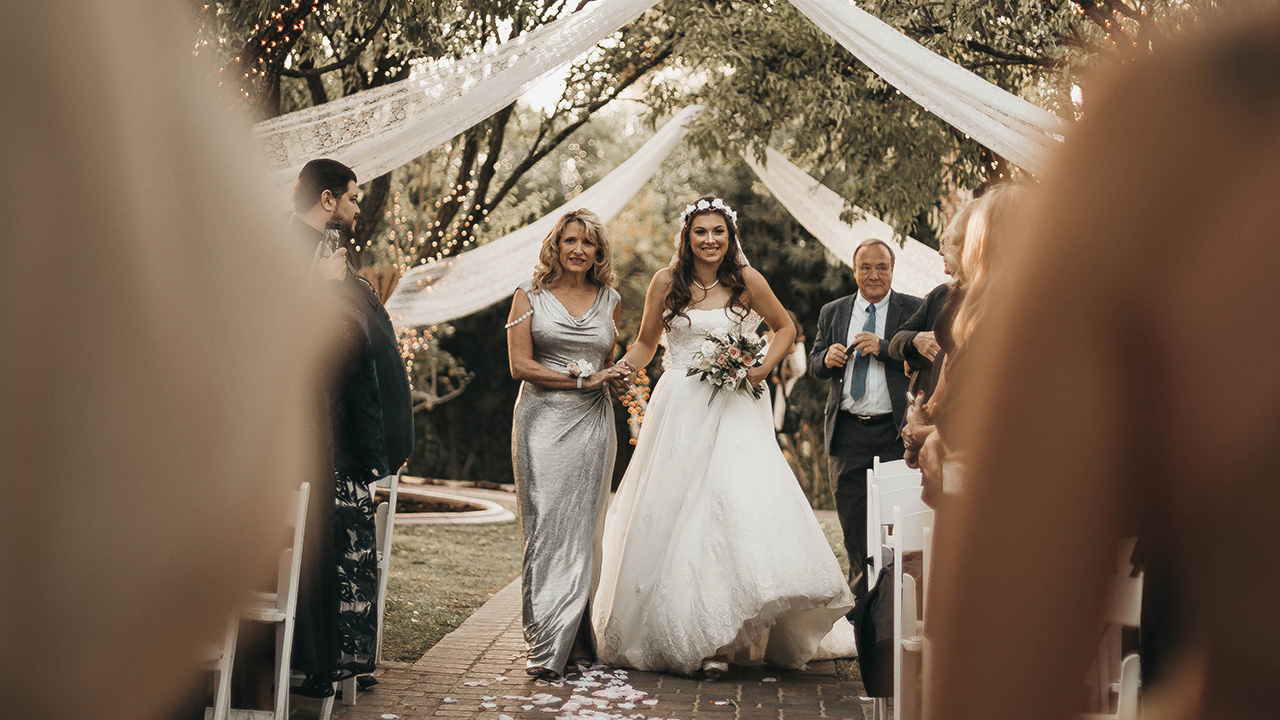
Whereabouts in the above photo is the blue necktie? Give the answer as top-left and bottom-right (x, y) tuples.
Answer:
(848, 304), (877, 400)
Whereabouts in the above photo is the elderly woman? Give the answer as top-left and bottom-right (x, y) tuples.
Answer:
(902, 184), (1026, 504)
(505, 209), (625, 678)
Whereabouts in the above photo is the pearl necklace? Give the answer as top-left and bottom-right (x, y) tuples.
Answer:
(693, 278), (720, 291)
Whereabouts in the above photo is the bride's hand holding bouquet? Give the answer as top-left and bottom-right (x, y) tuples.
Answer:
(687, 329), (769, 402)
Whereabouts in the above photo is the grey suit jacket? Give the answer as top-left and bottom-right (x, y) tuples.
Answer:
(806, 290), (923, 455)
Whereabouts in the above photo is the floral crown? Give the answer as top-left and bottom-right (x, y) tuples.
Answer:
(680, 197), (738, 227)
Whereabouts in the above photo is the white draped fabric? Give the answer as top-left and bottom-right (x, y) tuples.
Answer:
(253, 0), (662, 201)
(385, 107), (701, 328)
(788, 0), (1068, 174)
(254, 0), (1068, 201)
(745, 147), (949, 298)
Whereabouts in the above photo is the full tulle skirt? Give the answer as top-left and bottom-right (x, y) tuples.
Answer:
(592, 369), (855, 675)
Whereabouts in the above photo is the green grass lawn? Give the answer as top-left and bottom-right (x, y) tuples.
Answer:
(380, 502), (852, 665)
(817, 511), (852, 579)
(381, 516), (522, 662)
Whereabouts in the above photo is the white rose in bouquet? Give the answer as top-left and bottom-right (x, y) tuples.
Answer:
(710, 328), (730, 342)
(700, 340), (719, 356)
(742, 331), (760, 344)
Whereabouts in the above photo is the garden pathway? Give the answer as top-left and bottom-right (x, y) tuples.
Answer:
(324, 578), (875, 720)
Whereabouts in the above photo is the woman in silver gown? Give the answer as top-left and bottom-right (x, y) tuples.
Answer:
(506, 209), (626, 678)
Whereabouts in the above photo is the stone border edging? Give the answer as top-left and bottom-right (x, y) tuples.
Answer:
(395, 486), (516, 525)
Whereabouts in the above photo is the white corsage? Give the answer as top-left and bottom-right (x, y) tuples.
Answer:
(566, 360), (595, 378)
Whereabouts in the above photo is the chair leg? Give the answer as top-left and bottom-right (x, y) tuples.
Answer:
(318, 693), (335, 720)
(341, 675), (358, 705)
(212, 619), (239, 720)
(272, 623), (289, 720)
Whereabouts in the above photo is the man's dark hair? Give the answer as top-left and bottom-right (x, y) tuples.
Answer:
(292, 158), (357, 213)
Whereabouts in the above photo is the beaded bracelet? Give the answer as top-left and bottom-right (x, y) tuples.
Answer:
(504, 309), (533, 329)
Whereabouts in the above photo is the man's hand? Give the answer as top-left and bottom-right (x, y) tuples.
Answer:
(851, 331), (881, 358)
(824, 343), (850, 368)
(313, 246), (349, 282)
(912, 330), (941, 362)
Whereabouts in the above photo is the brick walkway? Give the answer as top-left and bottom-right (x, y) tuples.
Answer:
(325, 579), (874, 720)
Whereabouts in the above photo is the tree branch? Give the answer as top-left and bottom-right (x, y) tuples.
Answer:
(1074, 1), (1137, 49)
(1101, 0), (1145, 24)
(297, 58), (329, 104)
(962, 39), (1058, 68)
(280, 0), (391, 77)
(486, 40), (675, 210)
(416, 127), (483, 262)
(470, 105), (516, 223)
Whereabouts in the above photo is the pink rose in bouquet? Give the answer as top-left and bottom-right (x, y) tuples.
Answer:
(686, 329), (767, 403)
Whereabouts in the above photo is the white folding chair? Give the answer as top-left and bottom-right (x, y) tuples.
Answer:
(867, 485), (926, 591)
(336, 467), (404, 709)
(374, 467), (402, 662)
(873, 456), (910, 476)
(202, 617), (239, 720)
(232, 483), (310, 720)
(864, 466), (921, 590)
(893, 506), (935, 720)
(1082, 539), (1143, 719)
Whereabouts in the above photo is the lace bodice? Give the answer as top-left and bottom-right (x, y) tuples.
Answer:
(662, 307), (762, 371)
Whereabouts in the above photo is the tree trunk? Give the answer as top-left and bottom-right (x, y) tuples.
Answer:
(235, 0), (329, 118)
(350, 172), (393, 269)
(417, 126), (483, 263)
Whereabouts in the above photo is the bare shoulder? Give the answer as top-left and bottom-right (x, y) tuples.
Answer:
(510, 286), (532, 311)
(741, 265), (769, 288)
(650, 267), (675, 294)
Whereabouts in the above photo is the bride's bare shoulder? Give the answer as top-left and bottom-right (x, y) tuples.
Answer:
(648, 267), (675, 293)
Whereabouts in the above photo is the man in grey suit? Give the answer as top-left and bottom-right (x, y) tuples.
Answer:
(808, 239), (923, 598)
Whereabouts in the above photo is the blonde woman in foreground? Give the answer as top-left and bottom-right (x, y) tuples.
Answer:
(926, 9), (1280, 720)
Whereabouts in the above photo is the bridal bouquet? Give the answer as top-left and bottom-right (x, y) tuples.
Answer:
(686, 328), (767, 403)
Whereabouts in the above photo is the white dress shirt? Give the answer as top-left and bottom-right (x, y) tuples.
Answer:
(841, 292), (893, 415)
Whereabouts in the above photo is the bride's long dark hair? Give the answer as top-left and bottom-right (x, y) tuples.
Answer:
(663, 196), (750, 331)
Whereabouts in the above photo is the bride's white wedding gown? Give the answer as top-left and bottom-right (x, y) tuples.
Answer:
(593, 307), (857, 675)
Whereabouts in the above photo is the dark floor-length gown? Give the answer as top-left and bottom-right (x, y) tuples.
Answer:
(291, 218), (413, 696)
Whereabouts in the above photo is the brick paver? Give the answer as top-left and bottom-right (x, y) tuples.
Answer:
(328, 579), (874, 720)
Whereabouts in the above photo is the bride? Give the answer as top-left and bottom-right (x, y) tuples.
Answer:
(593, 196), (856, 677)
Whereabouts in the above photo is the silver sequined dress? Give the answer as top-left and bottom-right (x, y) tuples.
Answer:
(511, 280), (619, 675)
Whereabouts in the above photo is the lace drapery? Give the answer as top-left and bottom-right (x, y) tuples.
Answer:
(385, 107), (702, 328)
(745, 147), (949, 298)
(253, 0), (663, 201)
(254, 0), (1067, 201)
(788, 0), (1068, 174)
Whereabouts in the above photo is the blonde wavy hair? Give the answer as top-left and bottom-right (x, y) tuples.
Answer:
(530, 209), (617, 291)
(950, 184), (1029, 352)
